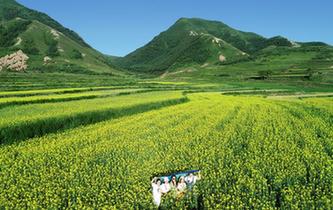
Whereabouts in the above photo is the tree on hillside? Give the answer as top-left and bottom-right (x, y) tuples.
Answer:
(3, 8), (19, 20)
(46, 40), (59, 57)
(70, 49), (83, 59)
(304, 68), (322, 81)
(44, 32), (59, 57)
(21, 37), (39, 55)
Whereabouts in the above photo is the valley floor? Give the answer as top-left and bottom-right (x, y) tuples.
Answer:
(0, 84), (332, 209)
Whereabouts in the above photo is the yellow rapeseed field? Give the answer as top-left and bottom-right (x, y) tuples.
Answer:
(0, 92), (332, 209)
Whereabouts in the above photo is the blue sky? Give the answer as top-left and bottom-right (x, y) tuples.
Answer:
(17, 0), (333, 56)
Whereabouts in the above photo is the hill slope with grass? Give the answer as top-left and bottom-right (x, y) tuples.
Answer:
(115, 18), (333, 76)
(0, 0), (120, 74)
(114, 18), (257, 72)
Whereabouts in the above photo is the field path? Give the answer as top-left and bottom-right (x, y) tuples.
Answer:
(267, 92), (333, 99)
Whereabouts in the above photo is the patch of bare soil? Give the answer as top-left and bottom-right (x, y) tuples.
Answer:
(219, 55), (226, 62)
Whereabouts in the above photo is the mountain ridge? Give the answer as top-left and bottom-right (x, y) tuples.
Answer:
(114, 17), (331, 74)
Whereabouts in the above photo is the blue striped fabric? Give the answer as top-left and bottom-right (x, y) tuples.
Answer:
(159, 170), (200, 181)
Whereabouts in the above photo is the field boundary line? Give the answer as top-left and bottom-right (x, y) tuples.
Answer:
(0, 89), (154, 110)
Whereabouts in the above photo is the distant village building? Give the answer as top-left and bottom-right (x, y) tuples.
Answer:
(0, 50), (29, 72)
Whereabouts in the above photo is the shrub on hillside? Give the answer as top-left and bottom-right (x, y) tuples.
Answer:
(43, 32), (59, 57)
(21, 37), (39, 55)
(258, 70), (273, 79)
(70, 49), (83, 59)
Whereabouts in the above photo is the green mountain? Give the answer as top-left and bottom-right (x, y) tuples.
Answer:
(113, 18), (266, 72)
(115, 18), (332, 74)
(0, 0), (118, 74)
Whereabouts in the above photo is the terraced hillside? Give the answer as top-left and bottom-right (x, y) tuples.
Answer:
(0, 88), (332, 209)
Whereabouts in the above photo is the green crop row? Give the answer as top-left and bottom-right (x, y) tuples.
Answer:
(0, 86), (137, 98)
(0, 91), (186, 144)
(0, 88), (146, 109)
